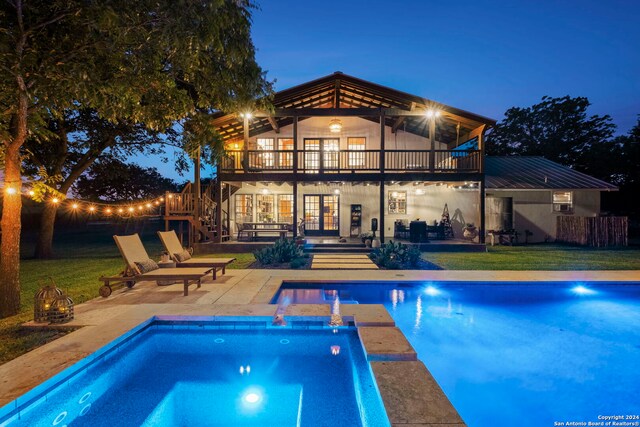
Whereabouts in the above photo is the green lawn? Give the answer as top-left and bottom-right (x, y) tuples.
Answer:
(0, 226), (254, 364)
(1, 226), (639, 365)
(422, 244), (640, 270)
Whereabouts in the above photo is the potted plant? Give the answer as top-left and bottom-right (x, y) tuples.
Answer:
(463, 223), (478, 239)
(360, 232), (374, 247)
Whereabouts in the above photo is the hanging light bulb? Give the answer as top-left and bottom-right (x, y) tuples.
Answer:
(329, 118), (342, 133)
(105, 208), (112, 214)
(145, 203), (152, 208)
(71, 203), (79, 210)
(52, 197), (60, 204)
(88, 206), (96, 213)
(128, 207), (134, 213)
(118, 208), (124, 214)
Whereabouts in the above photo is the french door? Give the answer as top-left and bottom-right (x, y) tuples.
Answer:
(304, 138), (340, 171)
(303, 195), (340, 236)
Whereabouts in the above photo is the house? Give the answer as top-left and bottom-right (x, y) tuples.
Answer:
(163, 72), (616, 247)
(206, 72), (494, 244)
(485, 156), (617, 243)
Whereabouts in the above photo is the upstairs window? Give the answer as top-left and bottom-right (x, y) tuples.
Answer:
(348, 137), (366, 167)
(553, 191), (573, 212)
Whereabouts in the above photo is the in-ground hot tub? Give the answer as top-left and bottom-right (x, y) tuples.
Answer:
(0, 318), (390, 427)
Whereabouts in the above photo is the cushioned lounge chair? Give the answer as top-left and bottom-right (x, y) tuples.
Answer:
(157, 230), (235, 279)
(99, 234), (213, 297)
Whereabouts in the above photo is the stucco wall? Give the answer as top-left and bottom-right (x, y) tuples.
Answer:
(485, 189), (601, 243)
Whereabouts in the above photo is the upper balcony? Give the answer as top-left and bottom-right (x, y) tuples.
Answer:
(219, 148), (481, 174)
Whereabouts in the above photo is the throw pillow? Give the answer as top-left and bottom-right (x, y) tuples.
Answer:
(135, 258), (159, 274)
(174, 249), (192, 262)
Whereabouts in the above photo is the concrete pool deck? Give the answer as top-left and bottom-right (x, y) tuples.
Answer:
(3, 269), (640, 426)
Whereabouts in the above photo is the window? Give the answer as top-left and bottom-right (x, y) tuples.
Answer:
(553, 191), (573, 212)
(235, 195), (253, 224)
(256, 138), (274, 167)
(388, 191), (407, 214)
(304, 139), (320, 171)
(278, 138), (294, 168)
(277, 194), (294, 223)
(256, 194), (275, 222)
(348, 137), (366, 167)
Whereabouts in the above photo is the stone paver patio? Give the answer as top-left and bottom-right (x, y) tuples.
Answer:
(3, 269), (640, 426)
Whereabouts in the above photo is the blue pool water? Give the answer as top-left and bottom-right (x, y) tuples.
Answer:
(0, 320), (389, 427)
(273, 282), (640, 427)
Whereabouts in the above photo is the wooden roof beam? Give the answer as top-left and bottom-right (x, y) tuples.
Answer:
(267, 116), (280, 133)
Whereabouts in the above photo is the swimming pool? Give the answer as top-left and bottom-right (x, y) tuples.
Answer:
(273, 282), (640, 427)
(0, 319), (390, 427)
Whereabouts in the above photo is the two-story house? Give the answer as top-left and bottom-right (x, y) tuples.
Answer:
(205, 71), (495, 244)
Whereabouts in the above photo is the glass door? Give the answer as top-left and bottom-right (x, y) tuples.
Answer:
(304, 194), (340, 236)
(304, 138), (341, 172)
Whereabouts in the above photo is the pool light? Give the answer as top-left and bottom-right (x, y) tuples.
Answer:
(424, 285), (440, 296)
(571, 285), (596, 296)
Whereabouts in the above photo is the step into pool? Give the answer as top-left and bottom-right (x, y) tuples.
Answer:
(273, 281), (640, 427)
(0, 320), (390, 427)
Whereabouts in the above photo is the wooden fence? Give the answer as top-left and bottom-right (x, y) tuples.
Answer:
(556, 216), (628, 247)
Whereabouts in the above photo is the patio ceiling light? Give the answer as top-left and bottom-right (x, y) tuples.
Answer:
(329, 118), (343, 133)
(425, 109), (441, 119)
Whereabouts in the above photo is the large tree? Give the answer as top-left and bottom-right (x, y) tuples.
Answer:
(74, 157), (181, 202)
(23, 109), (172, 258)
(0, 0), (272, 317)
(485, 96), (616, 169)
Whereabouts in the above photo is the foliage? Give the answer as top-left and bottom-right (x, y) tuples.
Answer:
(369, 240), (422, 269)
(0, 0), (273, 316)
(289, 258), (306, 269)
(74, 157), (181, 201)
(485, 96), (615, 171)
(253, 238), (304, 265)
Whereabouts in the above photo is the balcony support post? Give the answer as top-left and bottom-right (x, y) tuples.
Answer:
(479, 178), (486, 244)
(429, 117), (436, 172)
(379, 180), (385, 243)
(243, 116), (249, 173)
(293, 180), (298, 238)
(214, 178), (223, 243)
(293, 116), (298, 173)
(379, 110), (385, 172)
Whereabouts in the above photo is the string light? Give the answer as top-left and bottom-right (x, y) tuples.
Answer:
(71, 203), (79, 209)
(5, 187), (17, 195)
(128, 207), (134, 213)
(105, 208), (112, 214)
(28, 190), (35, 197)
(52, 197), (60, 204)
(88, 206), (96, 213)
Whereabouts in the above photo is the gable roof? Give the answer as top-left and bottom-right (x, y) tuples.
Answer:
(485, 156), (618, 190)
(212, 71), (495, 146)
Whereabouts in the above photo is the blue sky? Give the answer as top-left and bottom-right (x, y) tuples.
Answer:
(143, 0), (640, 181)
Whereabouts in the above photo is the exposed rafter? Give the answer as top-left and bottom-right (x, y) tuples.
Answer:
(267, 116), (280, 133)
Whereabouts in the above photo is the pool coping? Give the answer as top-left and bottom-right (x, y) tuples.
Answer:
(1, 304), (464, 427)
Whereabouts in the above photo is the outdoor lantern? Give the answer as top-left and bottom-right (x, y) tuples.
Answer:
(329, 118), (342, 133)
(34, 282), (63, 323)
(49, 293), (75, 324)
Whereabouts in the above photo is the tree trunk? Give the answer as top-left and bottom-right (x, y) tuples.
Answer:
(0, 88), (28, 318)
(34, 203), (59, 259)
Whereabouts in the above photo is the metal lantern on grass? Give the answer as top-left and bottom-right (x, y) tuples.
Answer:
(34, 282), (63, 323)
(49, 293), (74, 324)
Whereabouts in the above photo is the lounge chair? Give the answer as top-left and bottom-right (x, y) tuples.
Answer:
(157, 230), (236, 279)
(99, 234), (213, 297)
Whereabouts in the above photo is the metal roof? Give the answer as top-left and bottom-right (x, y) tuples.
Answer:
(485, 156), (618, 190)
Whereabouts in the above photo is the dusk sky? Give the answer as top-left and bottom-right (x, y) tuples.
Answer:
(142, 0), (640, 181)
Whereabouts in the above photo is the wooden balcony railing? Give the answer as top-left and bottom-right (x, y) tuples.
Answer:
(219, 149), (481, 174)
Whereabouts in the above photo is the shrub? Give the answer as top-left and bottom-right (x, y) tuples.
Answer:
(290, 258), (305, 269)
(369, 240), (422, 269)
(253, 238), (304, 265)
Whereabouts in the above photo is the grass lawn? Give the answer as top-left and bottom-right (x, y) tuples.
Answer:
(0, 225), (254, 365)
(422, 244), (640, 270)
(1, 224), (639, 365)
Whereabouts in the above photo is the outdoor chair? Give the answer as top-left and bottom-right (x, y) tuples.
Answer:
(99, 234), (213, 297)
(158, 230), (235, 278)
